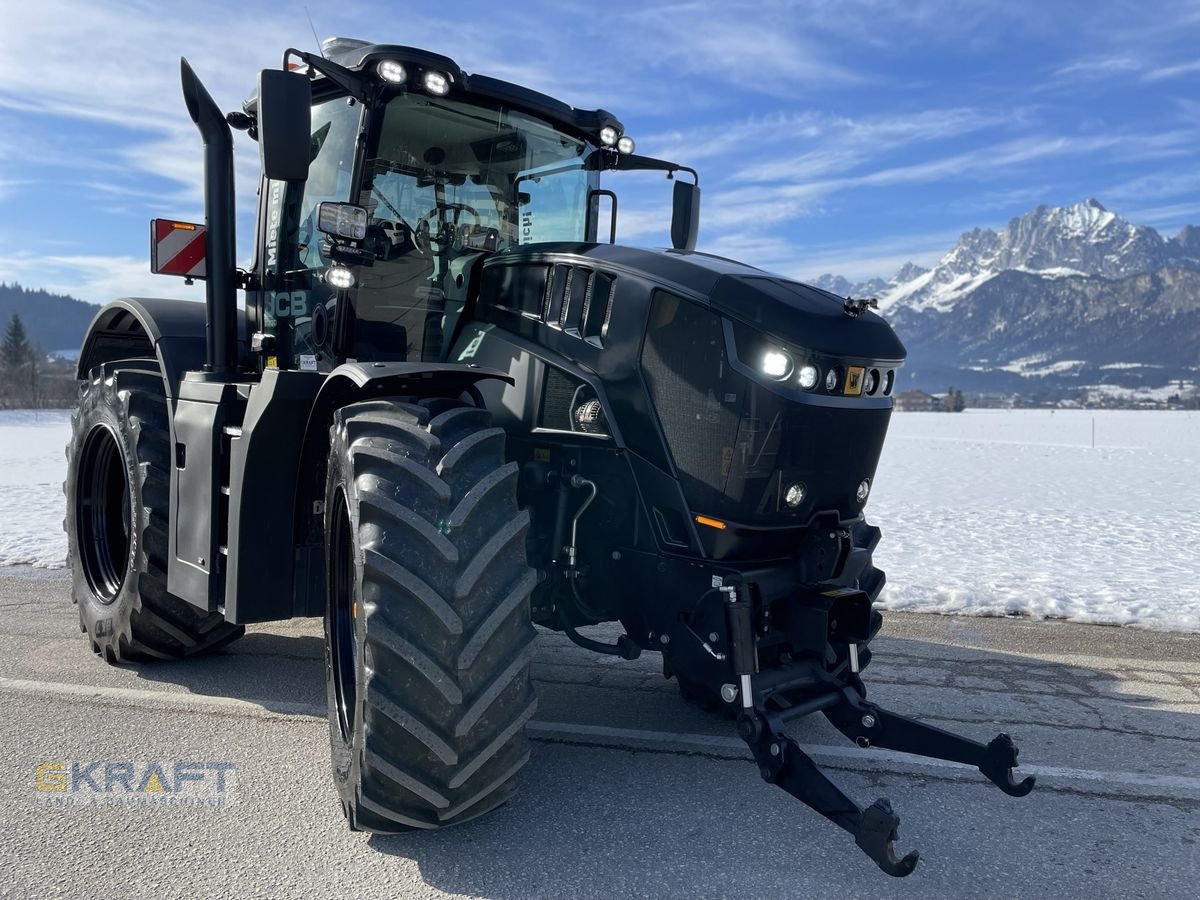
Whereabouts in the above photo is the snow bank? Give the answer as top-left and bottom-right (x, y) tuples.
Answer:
(2, 407), (1198, 632)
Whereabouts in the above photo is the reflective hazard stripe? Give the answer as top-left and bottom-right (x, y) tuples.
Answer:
(151, 219), (207, 278)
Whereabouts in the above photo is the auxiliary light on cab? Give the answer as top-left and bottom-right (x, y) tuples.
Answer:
(423, 70), (450, 95)
(375, 60), (407, 84)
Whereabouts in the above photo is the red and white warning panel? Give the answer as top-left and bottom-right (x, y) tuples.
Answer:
(150, 219), (207, 279)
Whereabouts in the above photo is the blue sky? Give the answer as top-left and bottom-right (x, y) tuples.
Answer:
(2, 0), (1199, 304)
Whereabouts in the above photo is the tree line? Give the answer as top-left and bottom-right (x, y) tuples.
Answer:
(1, 313), (79, 409)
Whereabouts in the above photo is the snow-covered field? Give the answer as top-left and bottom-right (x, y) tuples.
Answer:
(871, 409), (1200, 632)
(0, 410), (70, 569)
(1, 408), (1197, 632)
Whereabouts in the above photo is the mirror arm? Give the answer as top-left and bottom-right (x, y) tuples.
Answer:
(282, 48), (371, 103)
(591, 151), (699, 186)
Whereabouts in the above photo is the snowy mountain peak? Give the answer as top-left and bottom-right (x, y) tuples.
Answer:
(872, 199), (1179, 314)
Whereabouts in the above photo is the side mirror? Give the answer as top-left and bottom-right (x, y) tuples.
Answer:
(671, 180), (700, 251)
(257, 69), (312, 182)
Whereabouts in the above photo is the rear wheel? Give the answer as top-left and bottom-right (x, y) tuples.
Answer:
(65, 363), (243, 662)
(324, 398), (538, 831)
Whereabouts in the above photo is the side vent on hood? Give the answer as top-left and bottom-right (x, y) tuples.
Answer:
(482, 259), (616, 349)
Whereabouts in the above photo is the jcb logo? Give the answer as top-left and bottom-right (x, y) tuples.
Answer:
(268, 291), (309, 318)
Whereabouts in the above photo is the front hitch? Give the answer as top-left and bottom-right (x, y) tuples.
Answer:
(722, 582), (1035, 877)
(739, 710), (920, 877)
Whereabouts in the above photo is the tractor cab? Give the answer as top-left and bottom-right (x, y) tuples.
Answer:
(243, 39), (698, 375)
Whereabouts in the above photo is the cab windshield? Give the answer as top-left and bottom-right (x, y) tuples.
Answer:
(365, 93), (592, 246)
(350, 94), (594, 361)
(265, 92), (596, 369)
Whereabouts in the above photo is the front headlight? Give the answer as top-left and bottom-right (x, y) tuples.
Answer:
(760, 348), (793, 380)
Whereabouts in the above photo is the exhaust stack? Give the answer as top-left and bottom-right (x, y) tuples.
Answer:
(180, 58), (237, 374)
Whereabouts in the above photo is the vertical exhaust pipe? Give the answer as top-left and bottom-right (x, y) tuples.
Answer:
(180, 58), (237, 374)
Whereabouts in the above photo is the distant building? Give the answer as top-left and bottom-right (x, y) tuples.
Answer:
(894, 390), (942, 411)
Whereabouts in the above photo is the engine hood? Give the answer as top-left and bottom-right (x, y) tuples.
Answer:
(493, 242), (907, 362)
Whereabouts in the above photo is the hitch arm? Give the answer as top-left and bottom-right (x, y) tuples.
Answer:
(824, 692), (1036, 797)
(738, 713), (920, 877)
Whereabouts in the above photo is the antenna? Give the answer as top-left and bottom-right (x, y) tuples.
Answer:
(304, 6), (325, 57)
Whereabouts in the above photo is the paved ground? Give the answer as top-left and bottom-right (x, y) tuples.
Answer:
(0, 567), (1197, 899)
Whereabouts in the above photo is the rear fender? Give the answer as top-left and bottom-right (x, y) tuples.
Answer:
(76, 298), (245, 400)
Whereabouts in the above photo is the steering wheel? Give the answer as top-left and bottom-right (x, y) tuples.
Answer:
(414, 203), (481, 252)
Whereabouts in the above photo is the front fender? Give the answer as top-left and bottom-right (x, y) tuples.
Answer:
(286, 362), (515, 616)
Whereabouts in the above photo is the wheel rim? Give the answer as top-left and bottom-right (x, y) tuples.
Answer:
(329, 486), (358, 743)
(75, 424), (132, 604)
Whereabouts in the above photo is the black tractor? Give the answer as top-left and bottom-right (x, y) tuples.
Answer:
(65, 38), (1033, 876)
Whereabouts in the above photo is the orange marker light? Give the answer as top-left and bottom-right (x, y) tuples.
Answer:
(694, 515), (727, 530)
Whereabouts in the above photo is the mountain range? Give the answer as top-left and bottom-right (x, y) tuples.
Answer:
(813, 199), (1200, 395)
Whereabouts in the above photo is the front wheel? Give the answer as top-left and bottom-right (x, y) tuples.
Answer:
(324, 398), (538, 831)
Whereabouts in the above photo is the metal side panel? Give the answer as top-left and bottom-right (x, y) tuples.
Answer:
(223, 369), (324, 624)
(168, 378), (247, 612)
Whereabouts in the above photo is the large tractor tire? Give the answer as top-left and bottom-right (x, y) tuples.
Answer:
(324, 398), (538, 831)
(65, 363), (244, 663)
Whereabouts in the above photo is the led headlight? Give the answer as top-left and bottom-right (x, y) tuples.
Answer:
(599, 125), (619, 147)
(423, 70), (450, 96)
(784, 482), (807, 508)
(760, 349), (793, 380)
(325, 265), (355, 289)
(617, 135), (635, 154)
(826, 367), (842, 392)
(798, 364), (819, 390)
(376, 60), (407, 84)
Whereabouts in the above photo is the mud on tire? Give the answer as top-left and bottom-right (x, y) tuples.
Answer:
(324, 398), (538, 831)
(65, 363), (244, 662)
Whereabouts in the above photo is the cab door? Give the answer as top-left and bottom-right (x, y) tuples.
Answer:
(257, 95), (364, 371)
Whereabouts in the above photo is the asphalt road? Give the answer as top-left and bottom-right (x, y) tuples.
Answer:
(1, 567), (1197, 899)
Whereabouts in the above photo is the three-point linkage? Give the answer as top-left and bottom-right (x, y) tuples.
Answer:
(720, 582), (1035, 877)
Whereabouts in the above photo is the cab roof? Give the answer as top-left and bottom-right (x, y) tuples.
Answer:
(245, 37), (625, 147)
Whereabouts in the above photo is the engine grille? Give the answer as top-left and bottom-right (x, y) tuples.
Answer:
(641, 291), (891, 523)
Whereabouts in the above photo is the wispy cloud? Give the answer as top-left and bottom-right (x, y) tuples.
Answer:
(1142, 60), (1200, 82)
(1051, 56), (1142, 82)
(1122, 201), (1200, 232)
(728, 107), (1017, 184)
(700, 226), (964, 284)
